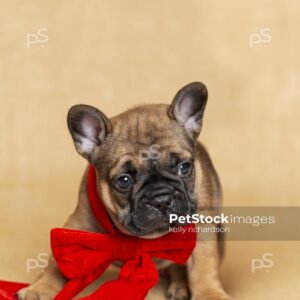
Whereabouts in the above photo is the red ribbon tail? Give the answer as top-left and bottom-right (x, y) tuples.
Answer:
(54, 261), (111, 300)
(0, 280), (28, 300)
(80, 254), (159, 300)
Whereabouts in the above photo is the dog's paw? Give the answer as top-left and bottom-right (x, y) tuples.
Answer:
(16, 281), (61, 300)
(192, 288), (231, 300)
(166, 281), (190, 300)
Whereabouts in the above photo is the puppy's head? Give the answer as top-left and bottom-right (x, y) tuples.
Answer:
(67, 82), (208, 237)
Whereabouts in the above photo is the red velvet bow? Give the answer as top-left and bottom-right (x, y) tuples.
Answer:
(51, 225), (196, 300)
(0, 166), (196, 300)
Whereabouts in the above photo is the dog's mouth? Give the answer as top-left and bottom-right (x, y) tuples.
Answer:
(123, 210), (170, 236)
(123, 201), (196, 236)
(123, 218), (169, 236)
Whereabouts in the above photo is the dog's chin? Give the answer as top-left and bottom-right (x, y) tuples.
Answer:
(122, 205), (196, 237)
(122, 212), (169, 236)
(124, 220), (170, 237)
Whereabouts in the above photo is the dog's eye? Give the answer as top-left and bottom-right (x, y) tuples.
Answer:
(115, 174), (133, 191)
(178, 161), (193, 176)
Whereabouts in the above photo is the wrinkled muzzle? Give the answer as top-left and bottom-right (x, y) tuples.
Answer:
(123, 182), (195, 236)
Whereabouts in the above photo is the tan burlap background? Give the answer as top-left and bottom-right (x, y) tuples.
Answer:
(0, 1), (299, 299)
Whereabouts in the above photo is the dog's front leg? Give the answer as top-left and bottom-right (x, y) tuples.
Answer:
(17, 255), (66, 300)
(187, 224), (231, 300)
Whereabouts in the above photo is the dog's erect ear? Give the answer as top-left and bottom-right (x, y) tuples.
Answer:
(168, 82), (208, 139)
(67, 104), (111, 161)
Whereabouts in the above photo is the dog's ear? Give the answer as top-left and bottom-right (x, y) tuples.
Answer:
(168, 82), (208, 139)
(67, 104), (111, 161)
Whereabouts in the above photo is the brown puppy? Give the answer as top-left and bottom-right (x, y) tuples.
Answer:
(18, 82), (230, 300)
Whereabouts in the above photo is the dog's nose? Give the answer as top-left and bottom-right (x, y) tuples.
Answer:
(145, 186), (174, 211)
(151, 194), (173, 211)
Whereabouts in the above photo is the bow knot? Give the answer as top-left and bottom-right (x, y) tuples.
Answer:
(111, 235), (140, 260)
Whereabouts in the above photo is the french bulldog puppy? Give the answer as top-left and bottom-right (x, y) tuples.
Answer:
(18, 82), (230, 300)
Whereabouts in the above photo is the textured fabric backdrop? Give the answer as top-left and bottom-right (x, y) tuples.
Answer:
(0, 1), (299, 299)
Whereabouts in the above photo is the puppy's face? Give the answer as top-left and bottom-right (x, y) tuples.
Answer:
(67, 82), (208, 237)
